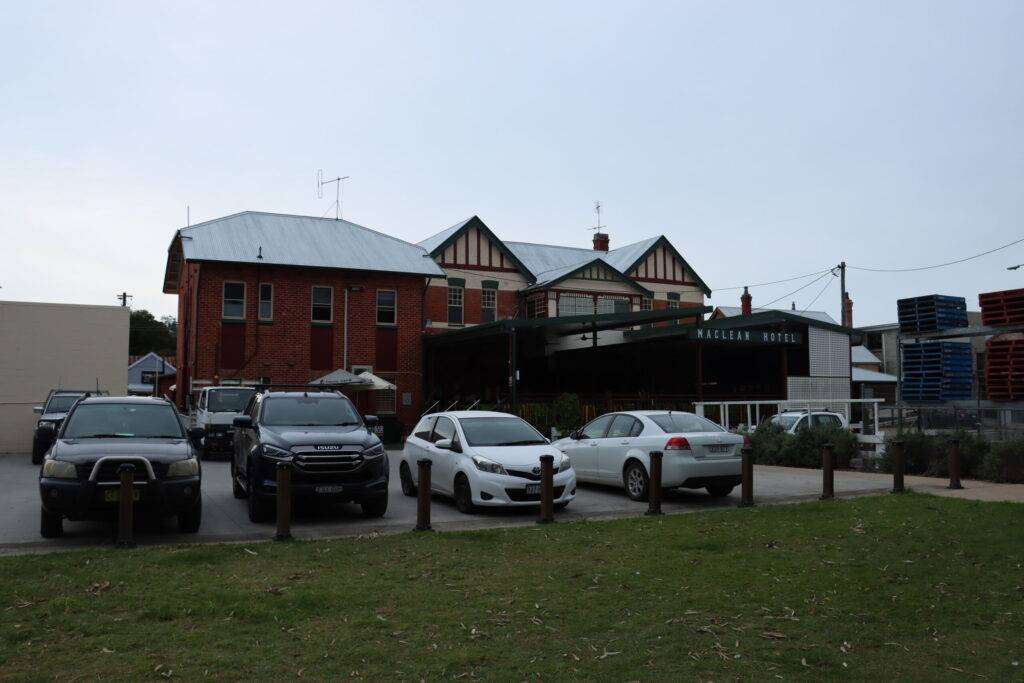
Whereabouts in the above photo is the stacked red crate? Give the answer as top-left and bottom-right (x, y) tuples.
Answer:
(980, 288), (1024, 326)
(985, 333), (1024, 401)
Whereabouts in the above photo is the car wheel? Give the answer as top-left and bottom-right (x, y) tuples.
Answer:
(361, 496), (388, 518)
(399, 461), (417, 497)
(247, 465), (273, 523)
(231, 460), (246, 499)
(554, 502), (569, 512)
(31, 442), (45, 466)
(624, 461), (650, 502)
(40, 507), (63, 538)
(706, 484), (735, 498)
(453, 475), (475, 514)
(178, 498), (202, 533)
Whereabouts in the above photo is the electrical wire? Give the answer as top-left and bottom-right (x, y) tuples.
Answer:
(712, 268), (834, 292)
(800, 270), (837, 314)
(752, 269), (835, 311)
(849, 235), (1024, 273)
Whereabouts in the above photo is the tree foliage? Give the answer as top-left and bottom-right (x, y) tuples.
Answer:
(129, 309), (176, 356)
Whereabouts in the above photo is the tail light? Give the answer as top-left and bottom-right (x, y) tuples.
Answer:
(743, 434), (752, 449)
(664, 436), (691, 450)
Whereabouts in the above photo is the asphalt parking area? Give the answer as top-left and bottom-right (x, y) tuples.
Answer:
(0, 451), (895, 554)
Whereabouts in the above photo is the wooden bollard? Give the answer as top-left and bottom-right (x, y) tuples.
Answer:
(821, 442), (834, 500)
(947, 437), (963, 490)
(538, 454), (555, 524)
(415, 459), (433, 531)
(739, 446), (754, 507)
(275, 462), (292, 541)
(116, 463), (136, 548)
(646, 451), (663, 516)
(891, 439), (906, 493)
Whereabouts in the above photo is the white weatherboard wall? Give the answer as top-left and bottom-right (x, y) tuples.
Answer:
(0, 301), (129, 453)
(787, 327), (851, 413)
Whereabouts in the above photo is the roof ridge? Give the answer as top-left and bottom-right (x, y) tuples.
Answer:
(505, 239), (594, 252)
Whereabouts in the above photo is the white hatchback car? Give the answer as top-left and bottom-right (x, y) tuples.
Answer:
(767, 411), (848, 434)
(553, 410), (746, 501)
(400, 411), (576, 513)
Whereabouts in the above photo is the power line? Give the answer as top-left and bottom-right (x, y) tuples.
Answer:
(849, 235), (1024, 273)
(713, 268), (834, 292)
(753, 270), (835, 311)
(801, 271), (837, 314)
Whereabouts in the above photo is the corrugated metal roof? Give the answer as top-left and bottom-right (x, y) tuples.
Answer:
(851, 345), (881, 364)
(852, 367), (897, 383)
(417, 218), (472, 254)
(715, 305), (840, 326)
(177, 211), (444, 277)
(505, 236), (664, 282)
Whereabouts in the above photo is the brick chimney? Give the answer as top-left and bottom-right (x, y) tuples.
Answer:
(843, 294), (853, 328)
(592, 232), (609, 252)
(740, 286), (752, 315)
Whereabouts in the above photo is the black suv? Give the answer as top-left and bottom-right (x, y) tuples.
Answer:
(38, 396), (204, 538)
(32, 390), (93, 464)
(231, 390), (387, 522)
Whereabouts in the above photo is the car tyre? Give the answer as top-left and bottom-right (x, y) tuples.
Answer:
(178, 498), (202, 533)
(40, 507), (63, 538)
(247, 465), (274, 523)
(361, 496), (388, 518)
(31, 442), (46, 466)
(706, 484), (735, 498)
(453, 475), (475, 514)
(230, 460), (246, 499)
(624, 461), (650, 502)
(554, 502), (569, 511)
(399, 461), (417, 497)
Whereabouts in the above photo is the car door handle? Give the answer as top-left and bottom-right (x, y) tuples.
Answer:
(588, 442), (598, 447)
(620, 440), (630, 445)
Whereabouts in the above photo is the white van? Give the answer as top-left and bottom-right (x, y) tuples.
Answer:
(194, 386), (256, 457)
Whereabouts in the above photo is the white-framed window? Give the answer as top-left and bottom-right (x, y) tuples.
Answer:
(558, 293), (593, 317)
(447, 286), (464, 325)
(258, 283), (273, 321)
(351, 364), (373, 376)
(526, 294), (547, 319)
(311, 286), (333, 322)
(377, 289), (396, 325)
(222, 282), (245, 319)
(595, 296), (629, 315)
(481, 289), (497, 323)
(641, 297), (653, 311)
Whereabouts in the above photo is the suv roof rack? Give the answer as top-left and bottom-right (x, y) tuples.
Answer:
(255, 383), (346, 395)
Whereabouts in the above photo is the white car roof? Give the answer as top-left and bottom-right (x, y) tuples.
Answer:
(427, 410), (518, 419)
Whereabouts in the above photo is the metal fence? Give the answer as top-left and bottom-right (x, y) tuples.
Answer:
(879, 405), (1024, 442)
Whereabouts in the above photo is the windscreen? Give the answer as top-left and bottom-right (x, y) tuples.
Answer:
(769, 415), (801, 429)
(649, 413), (724, 434)
(207, 388), (255, 413)
(459, 417), (546, 447)
(261, 396), (361, 427)
(63, 404), (185, 439)
(45, 395), (82, 413)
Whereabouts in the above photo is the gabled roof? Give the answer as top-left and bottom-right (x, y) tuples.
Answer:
(417, 216), (534, 278)
(714, 306), (840, 326)
(851, 345), (882, 364)
(127, 351), (177, 374)
(523, 258), (653, 296)
(852, 367), (897, 383)
(610, 235), (712, 296)
(164, 211), (444, 293)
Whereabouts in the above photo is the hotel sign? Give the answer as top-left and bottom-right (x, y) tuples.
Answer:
(694, 327), (802, 345)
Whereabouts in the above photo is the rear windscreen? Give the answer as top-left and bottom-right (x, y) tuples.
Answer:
(649, 413), (724, 434)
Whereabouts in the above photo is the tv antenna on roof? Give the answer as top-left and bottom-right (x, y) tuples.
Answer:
(588, 201), (606, 231)
(317, 170), (350, 220)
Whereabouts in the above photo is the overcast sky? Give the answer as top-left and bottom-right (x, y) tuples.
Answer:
(2, 1), (1022, 326)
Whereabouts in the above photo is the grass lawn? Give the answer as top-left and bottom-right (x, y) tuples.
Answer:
(1, 494), (1022, 681)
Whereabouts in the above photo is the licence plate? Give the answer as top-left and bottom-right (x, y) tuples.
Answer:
(525, 484), (540, 495)
(103, 489), (140, 502)
(706, 444), (731, 454)
(315, 485), (344, 494)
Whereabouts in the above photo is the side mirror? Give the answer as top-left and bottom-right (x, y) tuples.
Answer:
(33, 406), (43, 414)
(37, 422), (57, 435)
(187, 427), (204, 446)
(435, 438), (462, 453)
(364, 415), (379, 428)
(569, 430), (581, 440)
(233, 416), (252, 428)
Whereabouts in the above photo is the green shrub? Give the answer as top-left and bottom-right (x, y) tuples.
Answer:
(751, 423), (858, 468)
(979, 441), (1024, 483)
(881, 431), (989, 478)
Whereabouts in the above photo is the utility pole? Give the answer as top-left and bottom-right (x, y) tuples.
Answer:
(839, 261), (847, 327)
(117, 292), (133, 307)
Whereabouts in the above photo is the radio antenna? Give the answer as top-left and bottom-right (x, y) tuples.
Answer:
(317, 170), (350, 220)
(588, 201), (605, 231)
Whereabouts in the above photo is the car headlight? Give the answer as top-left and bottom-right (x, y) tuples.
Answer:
(41, 459), (77, 479)
(262, 445), (293, 460)
(559, 455), (572, 472)
(472, 455), (507, 475)
(362, 444), (385, 459)
(167, 457), (199, 477)
(37, 420), (55, 429)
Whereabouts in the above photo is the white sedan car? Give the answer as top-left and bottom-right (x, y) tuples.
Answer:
(553, 410), (745, 501)
(400, 411), (576, 513)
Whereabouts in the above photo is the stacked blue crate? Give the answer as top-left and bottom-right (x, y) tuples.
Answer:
(897, 295), (968, 333)
(900, 342), (973, 401)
